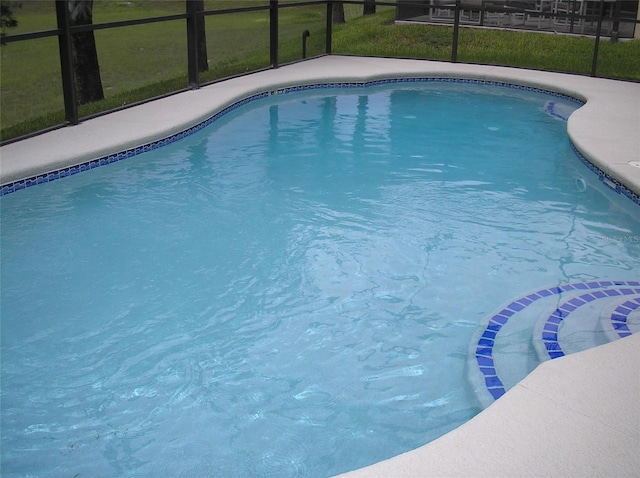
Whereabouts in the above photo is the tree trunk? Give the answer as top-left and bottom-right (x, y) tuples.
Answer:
(195, 0), (208, 73)
(68, 0), (104, 104)
(363, 0), (376, 15)
(1, 2), (20, 39)
(332, 2), (345, 24)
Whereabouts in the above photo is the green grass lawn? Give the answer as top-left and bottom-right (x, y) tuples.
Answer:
(332, 7), (640, 78)
(1, 2), (638, 142)
(0, 1), (330, 140)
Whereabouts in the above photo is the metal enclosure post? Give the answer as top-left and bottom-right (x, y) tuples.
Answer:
(569, 0), (577, 32)
(590, 0), (605, 77)
(270, 0), (279, 67)
(186, 0), (199, 88)
(326, 1), (333, 54)
(610, 0), (621, 42)
(302, 29), (310, 58)
(452, 0), (460, 62)
(55, 0), (79, 125)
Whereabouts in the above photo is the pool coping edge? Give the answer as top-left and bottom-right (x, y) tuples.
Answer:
(1, 57), (639, 198)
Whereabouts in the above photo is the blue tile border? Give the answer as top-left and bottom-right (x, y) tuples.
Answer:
(541, 288), (640, 358)
(474, 281), (640, 400)
(610, 297), (640, 338)
(0, 76), (607, 198)
(571, 144), (640, 207)
(0, 90), (272, 196)
(544, 100), (572, 121)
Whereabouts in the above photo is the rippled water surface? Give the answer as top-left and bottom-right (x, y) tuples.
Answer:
(2, 82), (639, 477)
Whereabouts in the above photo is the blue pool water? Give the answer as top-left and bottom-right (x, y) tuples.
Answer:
(1, 81), (639, 477)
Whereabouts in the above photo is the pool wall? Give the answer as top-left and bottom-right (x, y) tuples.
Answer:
(0, 77), (588, 196)
(1, 56), (639, 477)
(1, 57), (639, 198)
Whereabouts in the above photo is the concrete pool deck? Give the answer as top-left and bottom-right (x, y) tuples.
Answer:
(1, 56), (639, 476)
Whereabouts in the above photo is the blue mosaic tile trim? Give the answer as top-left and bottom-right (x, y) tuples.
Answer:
(0, 91), (270, 197)
(571, 144), (640, 207)
(542, 289), (640, 358)
(273, 77), (585, 106)
(610, 297), (640, 339)
(1, 78), (583, 196)
(544, 101), (573, 121)
(475, 280), (640, 400)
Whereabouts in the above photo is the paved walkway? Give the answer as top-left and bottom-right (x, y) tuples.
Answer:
(2, 56), (639, 477)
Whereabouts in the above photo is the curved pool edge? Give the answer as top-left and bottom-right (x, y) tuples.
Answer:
(1, 56), (639, 477)
(1, 56), (639, 198)
(336, 332), (640, 478)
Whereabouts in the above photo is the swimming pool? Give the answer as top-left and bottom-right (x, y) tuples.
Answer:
(3, 75), (637, 478)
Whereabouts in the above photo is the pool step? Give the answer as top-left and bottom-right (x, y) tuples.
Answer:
(601, 296), (640, 341)
(533, 284), (640, 361)
(468, 281), (640, 409)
